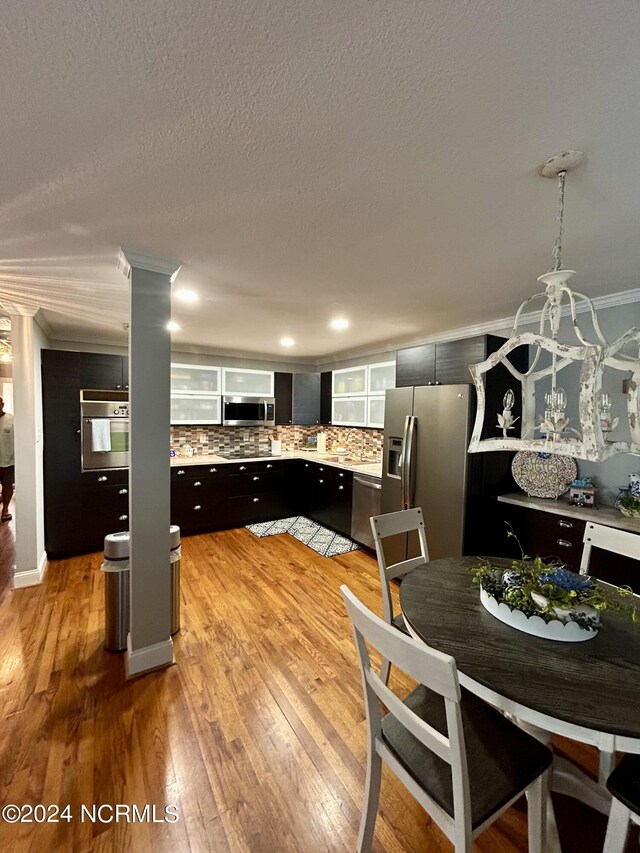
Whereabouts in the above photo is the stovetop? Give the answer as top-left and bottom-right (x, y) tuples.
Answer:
(217, 450), (275, 460)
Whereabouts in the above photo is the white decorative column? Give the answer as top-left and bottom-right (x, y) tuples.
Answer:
(120, 250), (179, 677)
(11, 309), (47, 587)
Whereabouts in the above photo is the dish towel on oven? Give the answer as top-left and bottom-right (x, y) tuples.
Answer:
(91, 419), (112, 452)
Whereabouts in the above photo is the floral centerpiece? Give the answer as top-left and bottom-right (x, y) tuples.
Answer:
(471, 531), (638, 642)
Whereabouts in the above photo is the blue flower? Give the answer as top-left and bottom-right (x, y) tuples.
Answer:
(539, 568), (593, 592)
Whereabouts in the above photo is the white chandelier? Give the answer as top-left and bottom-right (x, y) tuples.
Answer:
(468, 150), (640, 463)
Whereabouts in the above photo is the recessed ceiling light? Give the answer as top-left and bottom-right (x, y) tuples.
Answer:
(173, 288), (199, 304)
(280, 337), (295, 347)
(330, 317), (350, 330)
(166, 321), (181, 332)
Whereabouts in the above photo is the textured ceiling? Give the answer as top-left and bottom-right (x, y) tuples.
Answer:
(1, 0), (639, 358)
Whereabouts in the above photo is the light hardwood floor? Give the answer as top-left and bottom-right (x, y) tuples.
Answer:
(0, 519), (617, 852)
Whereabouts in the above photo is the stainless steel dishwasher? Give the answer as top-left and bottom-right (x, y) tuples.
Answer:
(351, 473), (382, 549)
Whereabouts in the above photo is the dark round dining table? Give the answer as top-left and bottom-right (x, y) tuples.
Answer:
(399, 557), (640, 751)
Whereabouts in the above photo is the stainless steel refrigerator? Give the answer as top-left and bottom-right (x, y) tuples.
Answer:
(381, 385), (472, 563)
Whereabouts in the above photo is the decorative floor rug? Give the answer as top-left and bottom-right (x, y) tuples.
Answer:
(246, 516), (360, 558)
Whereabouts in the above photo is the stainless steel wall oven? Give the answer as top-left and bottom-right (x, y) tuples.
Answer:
(80, 390), (129, 471)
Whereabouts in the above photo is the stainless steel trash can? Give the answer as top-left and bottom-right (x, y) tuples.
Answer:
(169, 525), (181, 635)
(101, 526), (182, 651)
(102, 531), (131, 652)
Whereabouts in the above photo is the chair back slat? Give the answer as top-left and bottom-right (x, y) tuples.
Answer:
(342, 585), (460, 702)
(371, 508), (427, 539)
(365, 668), (452, 763)
(580, 522), (640, 575)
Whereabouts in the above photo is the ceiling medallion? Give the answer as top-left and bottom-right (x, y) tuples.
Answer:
(468, 151), (640, 463)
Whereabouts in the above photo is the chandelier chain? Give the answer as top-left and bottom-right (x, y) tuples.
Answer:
(551, 170), (566, 272)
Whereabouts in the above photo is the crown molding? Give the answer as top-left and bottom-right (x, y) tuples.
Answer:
(118, 248), (181, 278)
(312, 286), (640, 366)
(0, 301), (40, 318)
(45, 286), (640, 369)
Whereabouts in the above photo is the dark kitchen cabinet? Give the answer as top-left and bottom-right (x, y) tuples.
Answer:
(489, 500), (640, 591)
(274, 373), (293, 424)
(80, 472), (130, 553)
(396, 344), (436, 387)
(275, 373), (321, 425)
(42, 348), (130, 557)
(320, 371), (332, 424)
(171, 464), (227, 534)
(80, 352), (128, 391)
(307, 463), (353, 537)
(396, 335), (527, 389)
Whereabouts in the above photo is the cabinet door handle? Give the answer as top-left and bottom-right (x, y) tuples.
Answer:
(177, 469), (185, 475)
(319, 467), (324, 471)
(76, 429), (81, 434)
(209, 467), (217, 473)
(253, 497), (259, 503)
(266, 464), (273, 469)
(124, 384), (129, 391)
(118, 488), (128, 495)
(119, 514), (128, 521)
(338, 485), (344, 490)
(318, 479), (324, 484)
(339, 472), (344, 477)
(240, 466), (246, 471)
(194, 505), (202, 511)
(304, 464), (309, 467)
(116, 384), (122, 390)
(558, 520), (573, 529)
(194, 481), (202, 487)
(98, 476), (108, 482)
(253, 476), (259, 481)
(557, 539), (572, 548)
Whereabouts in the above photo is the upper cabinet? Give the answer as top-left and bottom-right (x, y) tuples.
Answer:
(367, 361), (396, 395)
(330, 361), (396, 427)
(170, 363), (220, 395)
(396, 338), (499, 387)
(332, 366), (367, 397)
(170, 394), (221, 425)
(80, 352), (128, 391)
(222, 367), (274, 397)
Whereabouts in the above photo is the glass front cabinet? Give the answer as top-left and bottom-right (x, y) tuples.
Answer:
(367, 396), (386, 428)
(332, 396), (368, 427)
(170, 363), (221, 395)
(332, 366), (368, 397)
(222, 368), (274, 397)
(170, 395), (221, 425)
(368, 361), (395, 394)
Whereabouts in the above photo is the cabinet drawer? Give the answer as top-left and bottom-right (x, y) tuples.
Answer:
(224, 460), (283, 476)
(171, 464), (212, 480)
(81, 469), (129, 486)
(226, 494), (274, 526)
(227, 471), (282, 497)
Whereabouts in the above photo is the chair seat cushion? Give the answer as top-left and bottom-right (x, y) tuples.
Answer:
(606, 755), (640, 817)
(381, 685), (552, 830)
(392, 612), (410, 635)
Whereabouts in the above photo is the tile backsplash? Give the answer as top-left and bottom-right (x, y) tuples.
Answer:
(170, 424), (383, 460)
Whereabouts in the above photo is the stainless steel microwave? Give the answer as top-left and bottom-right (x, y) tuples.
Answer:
(222, 396), (275, 427)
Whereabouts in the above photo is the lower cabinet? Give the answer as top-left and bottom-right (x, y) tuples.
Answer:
(307, 464), (353, 537)
(491, 500), (640, 591)
(80, 470), (130, 554)
(53, 458), (358, 558)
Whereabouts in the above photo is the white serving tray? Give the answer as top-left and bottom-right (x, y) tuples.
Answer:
(480, 586), (599, 642)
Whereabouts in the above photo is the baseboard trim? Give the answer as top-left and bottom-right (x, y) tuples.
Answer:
(125, 635), (174, 678)
(13, 551), (48, 588)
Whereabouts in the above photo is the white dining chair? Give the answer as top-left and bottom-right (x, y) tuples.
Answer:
(579, 522), (640, 576)
(579, 521), (640, 783)
(341, 585), (552, 853)
(370, 507), (429, 684)
(603, 755), (640, 853)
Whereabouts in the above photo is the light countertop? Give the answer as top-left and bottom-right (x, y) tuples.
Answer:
(170, 449), (382, 479)
(498, 492), (640, 535)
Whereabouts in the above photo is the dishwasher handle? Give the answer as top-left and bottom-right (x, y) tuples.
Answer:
(353, 476), (381, 490)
